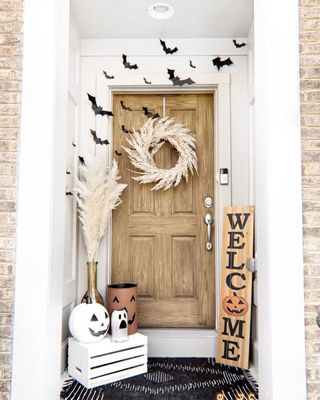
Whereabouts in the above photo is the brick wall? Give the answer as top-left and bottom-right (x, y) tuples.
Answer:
(0, 0), (23, 398)
(300, 0), (320, 398)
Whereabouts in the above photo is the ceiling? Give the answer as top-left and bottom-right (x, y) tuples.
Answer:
(70, 0), (254, 39)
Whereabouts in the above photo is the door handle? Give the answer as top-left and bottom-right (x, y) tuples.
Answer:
(204, 212), (213, 251)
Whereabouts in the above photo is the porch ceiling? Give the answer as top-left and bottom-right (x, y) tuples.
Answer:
(70, 0), (253, 39)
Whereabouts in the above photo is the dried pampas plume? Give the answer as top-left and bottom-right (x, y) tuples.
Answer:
(74, 156), (127, 262)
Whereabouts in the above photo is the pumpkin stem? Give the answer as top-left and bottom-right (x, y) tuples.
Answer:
(233, 292), (237, 297)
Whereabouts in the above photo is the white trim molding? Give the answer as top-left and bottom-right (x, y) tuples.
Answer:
(81, 38), (248, 57)
(140, 329), (217, 357)
(78, 76), (232, 356)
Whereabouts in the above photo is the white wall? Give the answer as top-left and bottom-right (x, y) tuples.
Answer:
(77, 38), (250, 301)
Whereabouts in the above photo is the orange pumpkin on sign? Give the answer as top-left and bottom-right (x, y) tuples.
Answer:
(222, 292), (248, 317)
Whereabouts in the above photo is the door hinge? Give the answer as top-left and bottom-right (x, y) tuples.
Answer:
(246, 257), (256, 273)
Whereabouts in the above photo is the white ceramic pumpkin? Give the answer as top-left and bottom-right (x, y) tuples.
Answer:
(69, 303), (110, 343)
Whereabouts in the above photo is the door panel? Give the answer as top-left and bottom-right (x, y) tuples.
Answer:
(112, 93), (214, 328)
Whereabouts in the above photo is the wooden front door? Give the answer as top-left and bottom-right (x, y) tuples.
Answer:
(112, 93), (215, 328)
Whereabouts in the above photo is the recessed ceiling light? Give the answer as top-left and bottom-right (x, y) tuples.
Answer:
(147, 3), (174, 20)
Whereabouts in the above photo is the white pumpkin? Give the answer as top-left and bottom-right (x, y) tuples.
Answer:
(69, 303), (110, 343)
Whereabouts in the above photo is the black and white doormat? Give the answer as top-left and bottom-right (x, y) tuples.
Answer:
(61, 358), (258, 400)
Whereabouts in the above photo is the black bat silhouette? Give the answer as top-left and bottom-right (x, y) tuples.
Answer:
(78, 156), (85, 165)
(103, 70), (115, 79)
(87, 93), (114, 116)
(72, 142), (76, 147)
(121, 125), (134, 134)
(66, 191), (73, 196)
(90, 129), (109, 146)
(142, 106), (160, 119)
(122, 54), (138, 70)
(160, 39), (178, 55)
(233, 39), (246, 48)
(120, 100), (132, 111)
(115, 150), (122, 156)
(167, 69), (195, 86)
(212, 57), (233, 71)
(189, 60), (196, 69)
(66, 170), (71, 175)
(143, 77), (152, 85)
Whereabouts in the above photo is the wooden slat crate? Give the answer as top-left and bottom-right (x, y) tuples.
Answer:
(68, 333), (148, 388)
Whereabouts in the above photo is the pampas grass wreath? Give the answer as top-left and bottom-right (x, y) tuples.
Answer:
(74, 156), (127, 261)
(123, 117), (197, 191)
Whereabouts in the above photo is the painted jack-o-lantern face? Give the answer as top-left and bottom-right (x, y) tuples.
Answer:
(107, 283), (137, 335)
(69, 303), (110, 343)
(222, 292), (248, 317)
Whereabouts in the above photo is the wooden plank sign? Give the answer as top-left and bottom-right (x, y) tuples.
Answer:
(216, 206), (254, 369)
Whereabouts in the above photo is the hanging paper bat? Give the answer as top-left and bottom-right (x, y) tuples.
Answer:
(66, 170), (71, 175)
(115, 150), (122, 156)
(143, 77), (152, 85)
(160, 39), (178, 54)
(90, 129), (109, 146)
(103, 70), (115, 79)
(78, 156), (85, 165)
(120, 100), (132, 111)
(167, 69), (195, 86)
(212, 57), (233, 71)
(233, 39), (246, 48)
(142, 106), (160, 119)
(87, 93), (114, 116)
(121, 125), (134, 134)
(189, 60), (196, 69)
(122, 54), (138, 70)
(66, 185), (73, 196)
(72, 142), (76, 147)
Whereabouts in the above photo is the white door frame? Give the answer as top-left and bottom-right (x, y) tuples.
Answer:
(94, 81), (231, 357)
(11, 0), (306, 399)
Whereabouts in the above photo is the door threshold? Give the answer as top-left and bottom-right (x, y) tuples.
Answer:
(139, 328), (217, 358)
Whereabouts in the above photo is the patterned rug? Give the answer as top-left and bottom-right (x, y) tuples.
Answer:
(61, 358), (258, 400)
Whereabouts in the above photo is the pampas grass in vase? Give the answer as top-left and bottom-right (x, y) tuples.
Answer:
(74, 156), (127, 305)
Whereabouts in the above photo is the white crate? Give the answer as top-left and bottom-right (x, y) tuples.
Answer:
(68, 333), (148, 389)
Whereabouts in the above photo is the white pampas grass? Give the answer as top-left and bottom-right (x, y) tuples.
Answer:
(123, 117), (197, 191)
(74, 156), (127, 262)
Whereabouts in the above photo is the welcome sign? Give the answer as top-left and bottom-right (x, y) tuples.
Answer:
(216, 206), (254, 369)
